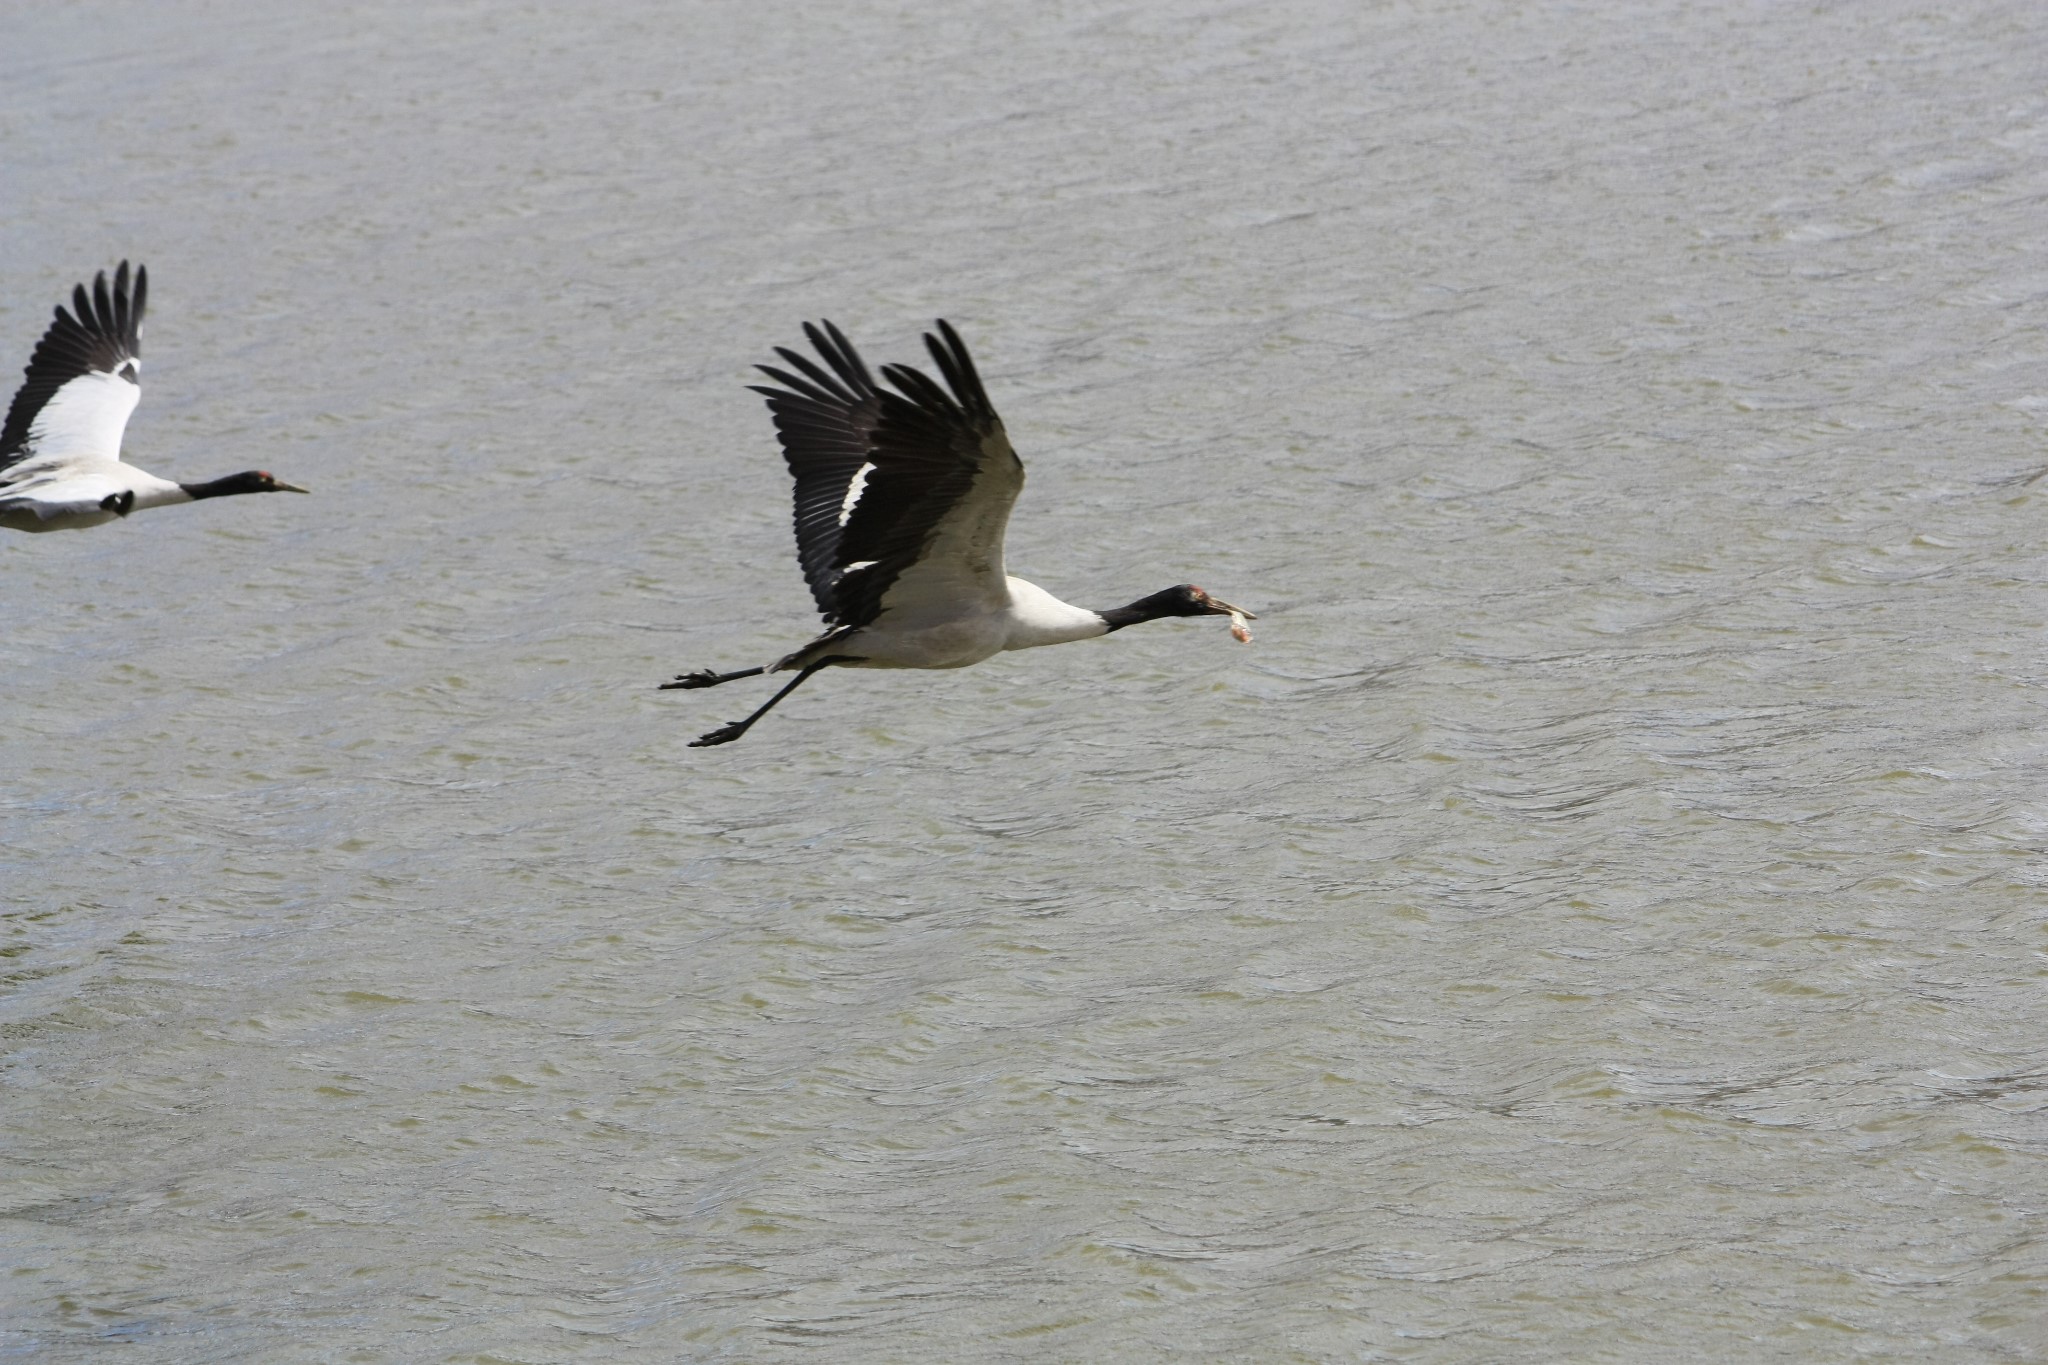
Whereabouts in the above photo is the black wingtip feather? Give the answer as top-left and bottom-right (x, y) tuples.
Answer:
(797, 320), (879, 398)
(756, 362), (845, 407)
(930, 319), (993, 420)
(879, 362), (961, 418)
(911, 319), (995, 424)
(817, 320), (874, 390)
(110, 261), (130, 343)
(772, 345), (864, 404)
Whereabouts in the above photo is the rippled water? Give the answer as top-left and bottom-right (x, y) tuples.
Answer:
(5, 1), (2047, 1359)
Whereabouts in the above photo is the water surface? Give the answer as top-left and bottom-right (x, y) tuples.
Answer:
(4, 1), (2046, 1359)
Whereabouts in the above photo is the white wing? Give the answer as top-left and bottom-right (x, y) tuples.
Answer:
(0, 263), (146, 476)
(18, 370), (141, 466)
(861, 427), (1022, 624)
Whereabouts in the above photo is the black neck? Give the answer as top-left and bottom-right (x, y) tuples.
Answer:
(180, 472), (270, 500)
(1098, 587), (1198, 632)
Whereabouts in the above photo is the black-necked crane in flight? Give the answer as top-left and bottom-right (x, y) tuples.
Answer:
(0, 263), (306, 533)
(662, 319), (1254, 748)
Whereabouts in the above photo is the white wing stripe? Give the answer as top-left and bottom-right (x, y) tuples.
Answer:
(838, 462), (874, 525)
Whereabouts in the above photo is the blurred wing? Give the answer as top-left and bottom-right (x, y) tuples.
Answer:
(0, 262), (147, 475)
(751, 319), (1022, 629)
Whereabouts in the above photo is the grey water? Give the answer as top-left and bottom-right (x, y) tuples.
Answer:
(4, 1), (2047, 1359)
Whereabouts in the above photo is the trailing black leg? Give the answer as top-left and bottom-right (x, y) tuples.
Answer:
(661, 665), (765, 691)
(688, 660), (840, 748)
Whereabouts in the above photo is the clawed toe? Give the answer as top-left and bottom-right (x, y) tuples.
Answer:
(662, 669), (723, 691)
(688, 723), (746, 748)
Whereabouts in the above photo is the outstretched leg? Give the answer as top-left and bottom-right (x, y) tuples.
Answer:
(688, 660), (841, 748)
(661, 665), (765, 691)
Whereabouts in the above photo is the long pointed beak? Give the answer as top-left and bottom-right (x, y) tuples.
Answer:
(1203, 597), (1254, 619)
(275, 481), (311, 494)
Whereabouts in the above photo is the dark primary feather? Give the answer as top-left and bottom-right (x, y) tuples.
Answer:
(1, 262), (146, 468)
(921, 319), (998, 424)
(751, 319), (1015, 629)
(750, 321), (884, 620)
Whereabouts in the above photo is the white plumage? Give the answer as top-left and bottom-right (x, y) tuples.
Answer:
(1, 263), (306, 533)
(663, 319), (1252, 747)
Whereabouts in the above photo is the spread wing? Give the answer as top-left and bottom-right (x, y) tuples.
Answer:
(751, 319), (1024, 629)
(0, 262), (146, 476)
